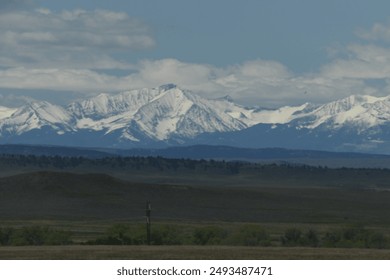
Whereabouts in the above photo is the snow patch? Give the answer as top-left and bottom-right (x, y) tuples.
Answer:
(0, 106), (17, 120)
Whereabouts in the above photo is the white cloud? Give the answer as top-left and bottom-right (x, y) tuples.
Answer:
(0, 8), (155, 69)
(321, 44), (390, 79)
(124, 58), (390, 107)
(356, 22), (390, 42)
(0, 67), (126, 92)
(134, 59), (218, 90)
(2, 13), (390, 108)
(0, 58), (372, 108)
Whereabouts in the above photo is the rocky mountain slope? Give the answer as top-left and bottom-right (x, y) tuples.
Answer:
(1, 84), (390, 153)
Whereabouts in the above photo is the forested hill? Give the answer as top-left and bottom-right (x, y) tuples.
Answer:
(2, 144), (390, 169)
(1, 154), (390, 189)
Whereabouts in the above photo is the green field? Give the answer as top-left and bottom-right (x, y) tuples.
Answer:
(1, 155), (390, 259)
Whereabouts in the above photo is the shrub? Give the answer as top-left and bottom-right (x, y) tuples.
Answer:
(367, 232), (387, 249)
(322, 231), (342, 247)
(280, 228), (320, 247)
(301, 229), (320, 247)
(193, 226), (228, 245)
(281, 228), (302, 246)
(105, 224), (134, 245)
(92, 224), (146, 245)
(89, 223), (190, 246)
(230, 225), (270, 246)
(151, 224), (183, 245)
(321, 226), (388, 249)
(0, 228), (15, 245)
(45, 229), (73, 245)
(10, 226), (72, 246)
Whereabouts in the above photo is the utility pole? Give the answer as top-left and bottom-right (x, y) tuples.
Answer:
(146, 201), (151, 245)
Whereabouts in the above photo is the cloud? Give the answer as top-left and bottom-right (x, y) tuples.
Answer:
(356, 22), (390, 42)
(0, 8), (155, 69)
(132, 59), (370, 107)
(133, 59), (218, 90)
(118, 59), (296, 105)
(0, 59), (371, 108)
(320, 44), (390, 82)
(2, 14), (390, 108)
(0, 67), (126, 92)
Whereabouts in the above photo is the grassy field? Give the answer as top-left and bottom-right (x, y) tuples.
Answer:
(1, 160), (390, 259)
(1, 171), (390, 225)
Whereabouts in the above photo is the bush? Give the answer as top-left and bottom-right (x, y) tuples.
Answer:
(21, 226), (49, 245)
(45, 229), (73, 245)
(322, 226), (388, 249)
(280, 228), (319, 247)
(8, 226), (72, 246)
(229, 225), (270, 246)
(322, 231), (342, 247)
(105, 224), (134, 245)
(91, 224), (145, 245)
(151, 224), (183, 245)
(0, 228), (15, 245)
(281, 228), (302, 246)
(193, 226), (228, 245)
(367, 232), (387, 249)
(301, 229), (320, 247)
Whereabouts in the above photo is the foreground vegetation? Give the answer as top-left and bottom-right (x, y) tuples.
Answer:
(0, 223), (388, 250)
(0, 226), (72, 246)
(88, 223), (390, 249)
(1, 223), (390, 259)
(1, 154), (390, 258)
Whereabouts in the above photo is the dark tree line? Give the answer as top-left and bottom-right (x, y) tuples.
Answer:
(1, 153), (390, 180)
(0, 153), (253, 174)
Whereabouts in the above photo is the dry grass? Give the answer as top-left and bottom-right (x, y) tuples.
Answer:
(1, 245), (390, 260)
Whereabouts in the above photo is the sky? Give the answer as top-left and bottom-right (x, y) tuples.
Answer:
(2, 0), (390, 108)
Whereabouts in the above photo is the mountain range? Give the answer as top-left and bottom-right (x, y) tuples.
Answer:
(1, 84), (390, 154)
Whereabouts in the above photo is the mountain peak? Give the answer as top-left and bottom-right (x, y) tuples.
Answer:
(216, 95), (234, 103)
(1, 88), (390, 153)
(158, 84), (177, 92)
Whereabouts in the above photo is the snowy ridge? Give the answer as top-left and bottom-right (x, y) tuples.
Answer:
(1, 84), (390, 152)
(66, 85), (257, 141)
(0, 101), (74, 136)
(68, 88), (162, 119)
(66, 85), (258, 141)
(0, 106), (17, 120)
(295, 95), (390, 130)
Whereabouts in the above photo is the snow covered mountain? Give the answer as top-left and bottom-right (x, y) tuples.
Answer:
(0, 84), (262, 146)
(192, 94), (390, 153)
(2, 84), (390, 153)
(67, 84), (252, 143)
(0, 101), (74, 136)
